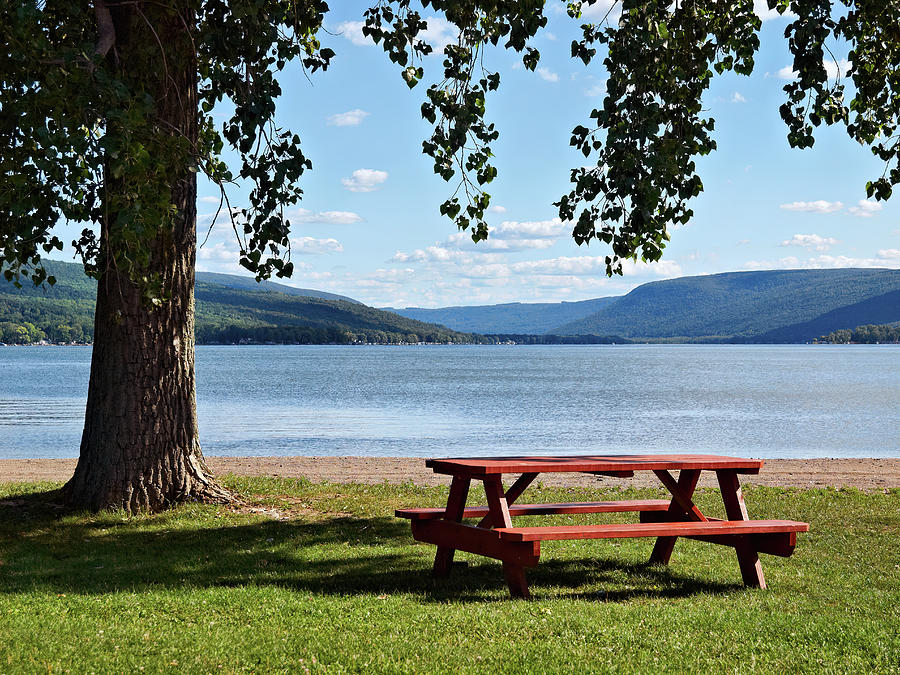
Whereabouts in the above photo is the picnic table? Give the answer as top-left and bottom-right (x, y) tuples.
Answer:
(396, 454), (809, 599)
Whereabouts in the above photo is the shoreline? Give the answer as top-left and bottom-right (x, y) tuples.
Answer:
(1, 456), (898, 490)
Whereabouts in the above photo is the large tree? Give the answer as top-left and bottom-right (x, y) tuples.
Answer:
(2, 0), (898, 512)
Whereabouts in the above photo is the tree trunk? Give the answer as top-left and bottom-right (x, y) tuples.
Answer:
(63, 1), (232, 512)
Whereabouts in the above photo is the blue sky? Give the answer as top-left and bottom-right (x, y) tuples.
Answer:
(55, 2), (900, 307)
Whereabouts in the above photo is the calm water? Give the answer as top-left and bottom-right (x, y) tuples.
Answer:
(0, 344), (898, 459)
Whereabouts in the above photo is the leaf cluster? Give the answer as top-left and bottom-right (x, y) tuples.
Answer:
(1, 3), (100, 288)
(1, 0), (334, 296)
(778, 0), (900, 201)
(4, 0), (900, 296)
(365, 1), (547, 241)
(372, 0), (900, 276)
(199, 0), (334, 281)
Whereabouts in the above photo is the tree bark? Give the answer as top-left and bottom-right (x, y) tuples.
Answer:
(63, 1), (232, 512)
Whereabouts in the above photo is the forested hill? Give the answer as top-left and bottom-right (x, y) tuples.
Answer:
(0, 260), (476, 344)
(555, 268), (900, 342)
(196, 271), (360, 304)
(6, 263), (900, 344)
(387, 297), (619, 334)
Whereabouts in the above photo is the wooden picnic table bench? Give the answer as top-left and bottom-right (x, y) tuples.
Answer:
(396, 454), (809, 599)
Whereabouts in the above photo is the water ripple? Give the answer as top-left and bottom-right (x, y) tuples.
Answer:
(0, 399), (85, 426)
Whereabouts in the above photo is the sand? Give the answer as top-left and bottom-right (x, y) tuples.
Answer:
(1, 456), (898, 490)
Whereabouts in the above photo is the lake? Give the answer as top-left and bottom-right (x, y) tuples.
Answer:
(0, 344), (897, 459)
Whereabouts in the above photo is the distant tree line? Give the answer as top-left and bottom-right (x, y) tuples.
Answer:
(483, 334), (626, 345)
(1, 321), (93, 344)
(823, 324), (900, 344)
(0, 296), (94, 343)
(195, 324), (485, 345)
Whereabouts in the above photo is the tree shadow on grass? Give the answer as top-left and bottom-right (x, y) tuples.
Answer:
(0, 489), (740, 602)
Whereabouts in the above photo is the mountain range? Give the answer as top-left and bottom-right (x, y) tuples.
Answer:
(392, 268), (900, 342)
(557, 268), (900, 341)
(0, 260), (475, 344)
(385, 297), (618, 334)
(2, 262), (899, 344)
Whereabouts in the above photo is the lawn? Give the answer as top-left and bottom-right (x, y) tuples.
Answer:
(1, 477), (898, 673)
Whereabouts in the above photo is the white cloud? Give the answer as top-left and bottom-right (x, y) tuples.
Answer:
(336, 21), (371, 47)
(513, 255), (679, 278)
(744, 251), (900, 270)
(289, 208), (362, 225)
(510, 256), (599, 276)
(731, 92), (746, 103)
(198, 196), (221, 205)
(389, 245), (492, 264)
(488, 205), (507, 214)
(290, 237), (344, 255)
(802, 255), (884, 268)
(776, 65), (796, 80)
(620, 259), (683, 277)
(777, 59), (852, 81)
(198, 241), (236, 261)
(327, 109), (370, 127)
(390, 246), (452, 264)
(355, 268), (417, 289)
(342, 169), (388, 193)
(585, 81), (606, 97)
(577, 0), (787, 25)
(380, 224), (688, 306)
(848, 200), (883, 218)
(754, 0), (795, 21)
(340, 253), (691, 307)
(780, 234), (840, 251)
(492, 218), (566, 239)
(419, 16), (458, 54)
(537, 67), (559, 83)
(394, 218), (568, 261)
(579, 0), (621, 20)
(825, 59), (852, 79)
(196, 241), (248, 276)
(545, 31), (557, 41)
(447, 234), (556, 252)
(197, 206), (246, 237)
(352, 15), (458, 55)
(743, 256), (800, 270)
(779, 200), (843, 214)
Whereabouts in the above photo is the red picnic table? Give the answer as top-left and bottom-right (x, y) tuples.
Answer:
(396, 454), (809, 599)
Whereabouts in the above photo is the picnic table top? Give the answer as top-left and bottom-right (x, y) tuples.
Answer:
(425, 453), (764, 476)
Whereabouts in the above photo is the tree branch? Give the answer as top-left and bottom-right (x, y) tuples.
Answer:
(94, 0), (116, 59)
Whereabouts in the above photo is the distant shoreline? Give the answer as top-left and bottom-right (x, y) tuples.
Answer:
(2, 456), (898, 491)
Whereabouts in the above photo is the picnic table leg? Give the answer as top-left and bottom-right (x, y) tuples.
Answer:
(503, 562), (531, 599)
(477, 472), (538, 528)
(483, 476), (532, 599)
(649, 469), (702, 565)
(717, 470), (766, 589)
(432, 475), (471, 578)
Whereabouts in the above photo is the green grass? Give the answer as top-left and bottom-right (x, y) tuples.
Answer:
(1, 479), (898, 674)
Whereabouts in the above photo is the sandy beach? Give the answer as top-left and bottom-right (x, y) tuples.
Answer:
(1, 456), (898, 490)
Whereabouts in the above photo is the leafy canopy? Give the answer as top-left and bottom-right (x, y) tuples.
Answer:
(2, 0), (332, 294)
(2, 0), (899, 289)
